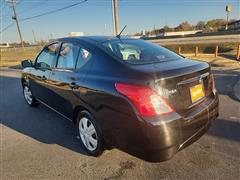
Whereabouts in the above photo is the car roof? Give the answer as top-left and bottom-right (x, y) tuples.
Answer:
(58, 36), (133, 45)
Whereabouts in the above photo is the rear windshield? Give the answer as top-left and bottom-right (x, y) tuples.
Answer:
(101, 39), (181, 64)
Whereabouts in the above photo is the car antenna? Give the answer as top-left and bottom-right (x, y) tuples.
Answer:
(116, 25), (127, 39)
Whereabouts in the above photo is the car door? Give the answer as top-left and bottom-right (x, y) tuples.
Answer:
(47, 42), (93, 118)
(29, 42), (61, 104)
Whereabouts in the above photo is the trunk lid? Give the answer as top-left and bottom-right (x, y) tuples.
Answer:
(151, 59), (213, 116)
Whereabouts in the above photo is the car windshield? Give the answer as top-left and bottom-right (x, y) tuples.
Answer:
(101, 39), (182, 64)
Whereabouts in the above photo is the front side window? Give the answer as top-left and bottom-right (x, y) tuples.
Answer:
(102, 39), (182, 64)
(57, 43), (80, 69)
(35, 43), (59, 68)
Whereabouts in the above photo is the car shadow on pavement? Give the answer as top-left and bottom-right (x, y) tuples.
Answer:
(208, 119), (240, 142)
(0, 75), (88, 156)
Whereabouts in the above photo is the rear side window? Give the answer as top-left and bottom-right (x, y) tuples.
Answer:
(76, 48), (92, 69)
(57, 43), (80, 69)
(35, 43), (59, 68)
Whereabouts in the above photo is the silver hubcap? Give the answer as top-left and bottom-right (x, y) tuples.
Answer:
(79, 117), (98, 151)
(24, 86), (33, 104)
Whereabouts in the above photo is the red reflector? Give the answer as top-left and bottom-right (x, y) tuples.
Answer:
(115, 83), (174, 117)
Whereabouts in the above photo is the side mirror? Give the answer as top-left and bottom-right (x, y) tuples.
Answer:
(21, 59), (33, 68)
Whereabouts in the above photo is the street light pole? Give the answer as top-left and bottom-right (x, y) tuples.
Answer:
(112, 0), (119, 36)
(226, 11), (229, 30)
(225, 5), (232, 31)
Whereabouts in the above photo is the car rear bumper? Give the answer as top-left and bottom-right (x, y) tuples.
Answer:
(136, 94), (219, 162)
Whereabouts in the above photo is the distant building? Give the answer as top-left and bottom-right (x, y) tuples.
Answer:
(142, 30), (203, 38)
(67, 32), (84, 37)
(161, 30), (202, 37)
(129, 35), (142, 39)
(227, 20), (240, 31)
(0, 43), (10, 48)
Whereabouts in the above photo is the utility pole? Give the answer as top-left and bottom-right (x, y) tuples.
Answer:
(32, 29), (37, 44)
(6, 0), (24, 48)
(112, 0), (119, 36)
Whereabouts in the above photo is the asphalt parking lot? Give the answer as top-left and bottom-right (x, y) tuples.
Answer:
(0, 68), (240, 180)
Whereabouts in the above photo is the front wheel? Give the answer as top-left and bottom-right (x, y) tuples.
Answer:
(23, 85), (38, 107)
(77, 110), (104, 156)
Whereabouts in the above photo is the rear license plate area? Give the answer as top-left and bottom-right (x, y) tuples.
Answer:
(190, 83), (205, 103)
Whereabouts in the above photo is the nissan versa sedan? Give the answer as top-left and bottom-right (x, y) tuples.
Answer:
(21, 36), (219, 162)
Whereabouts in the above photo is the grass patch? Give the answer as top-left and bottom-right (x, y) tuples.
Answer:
(0, 46), (41, 67)
(183, 54), (240, 68)
(163, 42), (238, 54)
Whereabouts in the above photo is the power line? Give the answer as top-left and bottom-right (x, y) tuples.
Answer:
(0, 1), (4, 8)
(0, 0), (8, 13)
(0, 1), (15, 19)
(0, 0), (48, 20)
(20, 0), (88, 21)
(0, 0), (88, 34)
(0, 22), (14, 33)
(17, 0), (49, 15)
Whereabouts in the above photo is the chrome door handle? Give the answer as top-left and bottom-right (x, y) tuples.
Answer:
(69, 82), (78, 89)
(41, 76), (47, 80)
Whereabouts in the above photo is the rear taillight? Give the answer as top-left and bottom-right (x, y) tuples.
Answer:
(115, 83), (174, 117)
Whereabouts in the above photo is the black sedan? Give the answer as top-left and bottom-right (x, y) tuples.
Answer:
(21, 36), (219, 162)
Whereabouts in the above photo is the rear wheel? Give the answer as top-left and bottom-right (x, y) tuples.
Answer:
(23, 85), (38, 106)
(77, 110), (104, 156)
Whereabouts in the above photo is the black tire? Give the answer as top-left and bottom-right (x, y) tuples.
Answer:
(23, 85), (39, 107)
(76, 110), (104, 156)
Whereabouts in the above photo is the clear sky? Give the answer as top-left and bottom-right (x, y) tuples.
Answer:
(0, 0), (239, 43)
